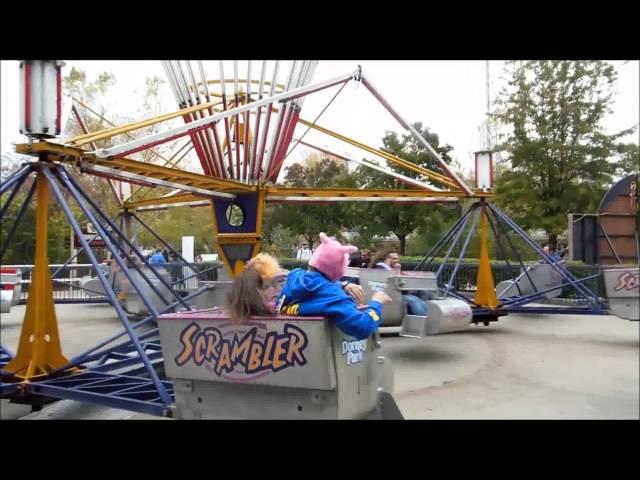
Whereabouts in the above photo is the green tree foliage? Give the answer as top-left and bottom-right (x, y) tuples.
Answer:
(0, 176), (84, 265)
(613, 143), (639, 177)
(134, 206), (215, 256)
(493, 60), (636, 245)
(264, 124), (463, 256)
(63, 68), (121, 219)
(63, 67), (117, 147)
(1, 68), (172, 264)
(1, 178), (36, 264)
(354, 122), (460, 254)
(267, 154), (357, 248)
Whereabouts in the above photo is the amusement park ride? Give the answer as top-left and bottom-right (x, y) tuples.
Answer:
(1, 61), (638, 419)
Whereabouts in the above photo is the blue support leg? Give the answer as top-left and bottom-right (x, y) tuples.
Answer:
(0, 164), (32, 196)
(41, 165), (172, 406)
(487, 205), (542, 297)
(56, 168), (189, 311)
(436, 202), (479, 284)
(444, 206), (481, 296)
(489, 203), (607, 309)
(0, 178), (37, 263)
(415, 205), (477, 272)
(0, 173), (26, 220)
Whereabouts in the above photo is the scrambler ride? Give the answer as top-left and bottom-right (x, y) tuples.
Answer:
(1, 61), (637, 419)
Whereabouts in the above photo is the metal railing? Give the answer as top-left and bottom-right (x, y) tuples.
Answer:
(416, 262), (605, 299)
(4, 262), (223, 304)
(5, 259), (605, 304)
(280, 259), (605, 298)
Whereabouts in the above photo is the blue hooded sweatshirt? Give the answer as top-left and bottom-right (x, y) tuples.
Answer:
(276, 268), (383, 340)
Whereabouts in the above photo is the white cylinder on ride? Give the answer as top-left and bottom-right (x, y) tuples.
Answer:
(19, 60), (65, 139)
(424, 299), (473, 334)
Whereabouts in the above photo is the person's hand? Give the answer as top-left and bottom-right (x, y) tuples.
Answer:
(393, 263), (402, 272)
(344, 283), (364, 304)
(372, 291), (392, 304)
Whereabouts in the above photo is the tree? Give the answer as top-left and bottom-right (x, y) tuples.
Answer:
(493, 60), (636, 245)
(63, 67), (117, 146)
(260, 210), (294, 257)
(267, 154), (357, 250)
(355, 122), (460, 255)
(264, 124), (463, 256)
(64, 69), (175, 209)
(613, 142), (640, 177)
(63, 68), (122, 218)
(0, 174), (86, 265)
(134, 206), (215, 257)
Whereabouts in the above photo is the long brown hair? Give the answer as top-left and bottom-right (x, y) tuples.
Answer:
(226, 269), (272, 323)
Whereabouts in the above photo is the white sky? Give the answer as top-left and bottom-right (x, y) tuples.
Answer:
(2, 60), (638, 178)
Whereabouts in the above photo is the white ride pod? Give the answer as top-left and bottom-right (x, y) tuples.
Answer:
(19, 60), (65, 138)
(401, 298), (473, 337)
(157, 310), (403, 419)
(424, 299), (473, 334)
(603, 267), (639, 321)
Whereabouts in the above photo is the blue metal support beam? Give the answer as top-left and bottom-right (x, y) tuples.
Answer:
(486, 205), (541, 296)
(55, 284), (210, 372)
(415, 204), (477, 272)
(436, 202), (479, 282)
(444, 206), (481, 296)
(488, 203), (607, 309)
(39, 165), (172, 405)
(58, 168), (191, 311)
(1, 175), (36, 263)
(0, 164), (32, 196)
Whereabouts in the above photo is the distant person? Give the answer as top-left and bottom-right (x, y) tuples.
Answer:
(549, 246), (562, 262)
(374, 251), (427, 316)
(541, 244), (561, 263)
(149, 250), (167, 265)
(360, 249), (372, 268)
(349, 248), (372, 268)
(348, 251), (362, 268)
(559, 244), (569, 259)
(296, 243), (312, 261)
(374, 251), (401, 271)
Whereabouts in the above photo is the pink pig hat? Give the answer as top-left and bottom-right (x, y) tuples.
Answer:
(309, 232), (358, 282)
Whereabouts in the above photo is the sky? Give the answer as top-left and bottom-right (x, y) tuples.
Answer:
(1, 60), (638, 178)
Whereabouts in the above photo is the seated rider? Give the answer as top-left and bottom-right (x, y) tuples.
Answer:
(276, 233), (392, 340)
(226, 252), (368, 324)
(374, 251), (428, 317)
(226, 253), (287, 323)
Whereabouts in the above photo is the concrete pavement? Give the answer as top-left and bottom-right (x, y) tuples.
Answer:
(2, 303), (638, 420)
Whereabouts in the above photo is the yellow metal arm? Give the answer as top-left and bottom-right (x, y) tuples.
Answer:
(296, 119), (459, 190)
(15, 141), (257, 193)
(66, 98), (224, 146)
(266, 186), (478, 199)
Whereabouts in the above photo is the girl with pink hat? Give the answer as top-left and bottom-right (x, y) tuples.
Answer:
(276, 233), (392, 340)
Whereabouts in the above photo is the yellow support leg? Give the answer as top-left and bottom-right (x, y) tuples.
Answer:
(4, 172), (69, 379)
(474, 204), (498, 308)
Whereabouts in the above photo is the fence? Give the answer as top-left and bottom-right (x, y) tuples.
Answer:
(280, 259), (605, 299)
(4, 262), (223, 304)
(5, 260), (604, 304)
